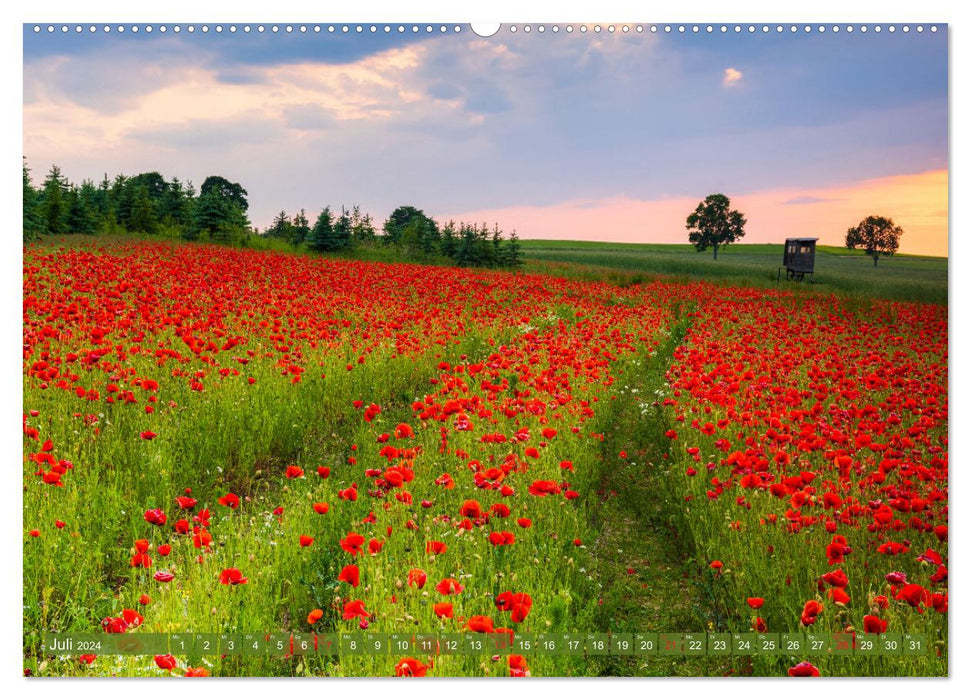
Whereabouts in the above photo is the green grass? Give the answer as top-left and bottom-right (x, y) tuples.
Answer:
(520, 240), (947, 305)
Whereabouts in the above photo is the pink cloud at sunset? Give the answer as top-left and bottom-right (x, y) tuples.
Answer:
(444, 169), (947, 257)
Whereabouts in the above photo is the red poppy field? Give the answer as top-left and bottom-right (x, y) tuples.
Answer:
(23, 240), (947, 677)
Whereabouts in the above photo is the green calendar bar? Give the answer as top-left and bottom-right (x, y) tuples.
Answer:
(832, 632), (854, 656)
(291, 633), (315, 655)
(220, 634), (242, 656)
(806, 632), (830, 655)
(856, 634), (880, 657)
(781, 632), (805, 655)
(634, 633), (658, 655)
(732, 633), (757, 655)
(659, 633), (684, 655)
(340, 632), (364, 655)
(879, 633), (902, 655)
(439, 633), (464, 655)
(512, 633), (536, 654)
(316, 633), (340, 656)
(586, 633), (610, 656)
(534, 633), (562, 655)
(389, 633), (414, 654)
(683, 633), (706, 656)
(611, 633), (634, 655)
(561, 633), (585, 655)
(708, 633), (731, 656)
(902, 634), (928, 656)
(267, 633), (290, 656)
(757, 633), (781, 655)
(241, 633), (267, 656)
(169, 633), (194, 655)
(363, 633), (388, 656)
(37, 630), (939, 658)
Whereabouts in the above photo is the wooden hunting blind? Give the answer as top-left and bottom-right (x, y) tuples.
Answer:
(779, 237), (818, 281)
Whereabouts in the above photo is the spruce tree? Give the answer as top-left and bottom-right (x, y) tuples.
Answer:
(22, 160), (44, 243)
(40, 165), (68, 234)
(309, 207), (335, 251)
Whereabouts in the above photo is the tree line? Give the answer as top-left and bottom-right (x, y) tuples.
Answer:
(264, 204), (521, 269)
(22, 160), (522, 269)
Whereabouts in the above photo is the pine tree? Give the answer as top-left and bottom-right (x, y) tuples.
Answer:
(40, 165), (68, 234)
(333, 207), (352, 250)
(309, 207), (335, 251)
(267, 211), (293, 239)
(291, 209), (310, 245)
(440, 220), (458, 259)
(350, 206), (376, 244)
(503, 230), (523, 268)
(490, 223), (504, 267)
(66, 181), (99, 234)
(129, 184), (158, 234)
(22, 160), (44, 243)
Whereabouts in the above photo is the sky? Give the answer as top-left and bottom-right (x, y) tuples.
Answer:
(22, 24), (949, 255)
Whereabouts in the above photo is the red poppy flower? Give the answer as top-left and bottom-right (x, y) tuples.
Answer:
(175, 496), (197, 510)
(460, 500), (483, 519)
(313, 502), (329, 514)
(307, 609), (324, 625)
(154, 654), (177, 671)
(340, 532), (365, 556)
(219, 568), (248, 585)
(466, 615), (494, 633)
(517, 518), (532, 528)
(394, 657), (429, 677)
(408, 569), (427, 589)
(488, 531), (515, 546)
(800, 600), (823, 626)
(863, 615), (888, 634)
(788, 662), (820, 677)
(426, 540), (447, 555)
(342, 599), (370, 620)
(436, 578), (464, 595)
(746, 597), (765, 609)
(338, 565), (360, 588)
(299, 535), (314, 548)
(144, 508), (167, 526)
(140, 431), (157, 440)
(217, 492), (240, 509)
(79, 654), (97, 664)
(827, 588), (850, 605)
(433, 602), (453, 619)
(895, 584), (932, 612)
(284, 465), (304, 479)
(184, 668), (209, 677)
(508, 654), (529, 677)
(154, 571), (174, 583)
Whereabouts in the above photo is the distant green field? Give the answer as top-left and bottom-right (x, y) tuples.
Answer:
(520, 240), (948, 305)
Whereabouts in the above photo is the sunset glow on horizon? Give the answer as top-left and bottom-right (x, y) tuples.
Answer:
(446, 169), (948, 257)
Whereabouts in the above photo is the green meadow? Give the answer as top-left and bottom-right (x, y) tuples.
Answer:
(519, 240), (948, 305)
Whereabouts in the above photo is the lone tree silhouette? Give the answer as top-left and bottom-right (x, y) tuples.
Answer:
(845, 215), (903, 267)
(686, 193), (746, 260)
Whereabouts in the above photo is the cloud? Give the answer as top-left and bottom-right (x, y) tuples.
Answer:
(782, 195), (837, 205)
(723, 67), (743, 87)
